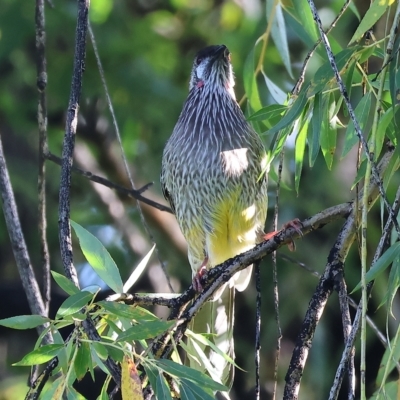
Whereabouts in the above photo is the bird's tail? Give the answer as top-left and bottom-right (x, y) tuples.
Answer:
(185, 285), (235, 395)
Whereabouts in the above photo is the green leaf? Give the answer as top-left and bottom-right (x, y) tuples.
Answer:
(320, 95), (337, 169)
(98, 301), (158, 321)
(179, 380), (198, 400)
(40, 376), (64, 400)
(157, 359), (227, 392)
(370, 380), (398, 400)
(376, 326), (400, 387)
(156, 374), (173, 400)
(13, 344), (64, 366)
(349, 0), (394, 44)
(75, 341), (90, 380)
(91, 341), (108, 360)
(264, 84), (309, 136)
(262, 71), (286, 104)
(117, 319), (175, 342)
(243, 47), (262, 112)
(143, 363), (159, 393)
(352, 242), (400, 292)
(56, 290), (93, 318)
(308, 48), (355, 96)
(341, 92), (371, 158)
(0, 315), (50, 330)
(180, 379), (215, 400)
(247, 104), (287, 126)
(267, 0), (293, 78)
(71, 220), (123, 293)
(376, 106), (396, 159)
(295, 112), (309, 193)
(308, 93), (322, 166)
(51, 270), (79, 295)
(378, 258), (400, 312)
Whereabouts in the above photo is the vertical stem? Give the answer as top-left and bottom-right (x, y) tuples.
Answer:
(58, 0), (90, 286)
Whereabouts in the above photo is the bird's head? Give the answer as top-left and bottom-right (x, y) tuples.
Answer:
(189, 44), (236, 99)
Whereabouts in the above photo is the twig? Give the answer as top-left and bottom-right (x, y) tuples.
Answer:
(307, 0), (400, 238)
(255, 260), (262, 400)
(292, 0), (352, 95)
(87, 23), (174, 293)
(35, 0), (51, 315)
(58, 0), (88, 286)
(328, 182), (400, 400)
(58, 0), (122, 389)
(283, 148), (394, 400)
(46, 151), (172, 213)
(0, 135), (52, 345)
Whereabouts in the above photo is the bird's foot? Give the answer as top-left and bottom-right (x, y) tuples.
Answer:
(263, 218), (303, 251)
(193, 257), (209, 292)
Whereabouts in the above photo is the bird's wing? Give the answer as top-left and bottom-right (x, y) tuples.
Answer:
(160, 169), (176, 214)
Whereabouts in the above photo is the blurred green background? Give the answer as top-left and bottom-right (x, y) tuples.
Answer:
(0, 0), (396, 399)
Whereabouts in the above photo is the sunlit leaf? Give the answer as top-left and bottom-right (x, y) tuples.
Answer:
(56, 290), (93, 318)
(122, 355), (144, 400)
(71, 220), (123, 294)
(13, 344), (64, 366)
(295, 111), (309, 193)
(0, 315), (50, 330)
(320, 95), (337, 169)
(123, 245), (155, 292)
(98, 301), (158, 321)
(349, 0), (395, 44)
(117, 320), (175, 342)
(157, 359), (227, 392)
(51, 270), (80, 295)
(243, 46), (262, 112)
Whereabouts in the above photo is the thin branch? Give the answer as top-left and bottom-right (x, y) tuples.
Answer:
(255, 260), (262, 400)
(0, 135), (52, 345)
(35, 0), (51, 315)
(58, 0), (88, 286)
(283, 147), (395, 400)
(58, 0), (121, 389)
(87, 23), (174, 293)
(46, 151), (172, 213)
(292, 0), (352, 95)
(307, 0), (400, 238)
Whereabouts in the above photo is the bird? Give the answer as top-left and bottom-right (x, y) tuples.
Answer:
(160, 44), (269, 392)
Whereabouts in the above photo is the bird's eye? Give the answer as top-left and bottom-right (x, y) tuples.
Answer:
(196, 57), (202, 65)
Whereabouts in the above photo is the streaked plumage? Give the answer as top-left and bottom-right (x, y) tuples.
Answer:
(161, 44), (268, 390)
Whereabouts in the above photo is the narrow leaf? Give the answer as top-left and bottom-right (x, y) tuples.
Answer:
(352, 242), (400, 292)
(243, 47), (262, 112)
(341, 92), (371, 158)
(13, 344), (64, 366)
(122, 355), (144, 400)
(56, 290), (93, 318)
(157, 359), (227, 392)
(117, 320), (175, 342)
(262, 71), (286, 104)
(265, 84), (309, 136)
(74, 341), (90, 381)
(295, 113), (309, 193)
(180, 379), (216, 400)
(98, 301), (158, 321)
(51, 270), (80, 295)
(71, 220), (123, 293)
(155, 374), (173, 400)
(123, 245), (155, 292)
(248, 104), (287, 123)
(308, 93), (322, 166)
(319, 95), (337, 169)
(0, 315), (49, 330)
(266, 0), (293, 77)
(349, 0), (395, 44)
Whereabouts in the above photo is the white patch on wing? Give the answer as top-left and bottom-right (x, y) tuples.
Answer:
(220, 148), (249, 176)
